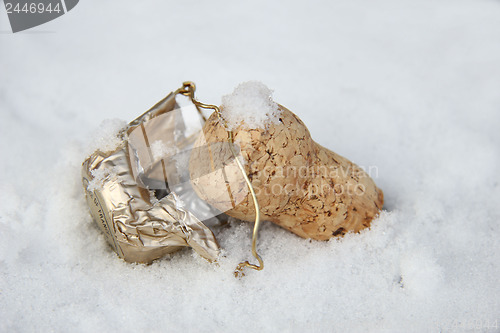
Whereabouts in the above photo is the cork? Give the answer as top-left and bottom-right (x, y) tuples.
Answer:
(189, 104), (384, 240)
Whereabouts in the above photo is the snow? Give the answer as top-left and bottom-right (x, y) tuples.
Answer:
(84, 118), (127, 157)
(86, 167), (117, 192)
(221, 81), (281, 130)
(1, 0), (500, 332)
(150, 139), (176, 160)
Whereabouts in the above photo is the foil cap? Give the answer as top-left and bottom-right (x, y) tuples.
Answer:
(82, 90), (222, 263)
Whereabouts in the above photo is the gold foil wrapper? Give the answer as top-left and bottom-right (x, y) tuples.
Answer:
(82, 90), (222, 263)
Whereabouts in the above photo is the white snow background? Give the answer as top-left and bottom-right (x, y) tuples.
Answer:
(1, 0), (499, 332)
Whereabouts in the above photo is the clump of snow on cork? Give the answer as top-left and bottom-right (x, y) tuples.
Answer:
(221, 81), (281, 130)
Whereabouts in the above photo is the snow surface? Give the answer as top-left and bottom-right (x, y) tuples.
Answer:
(221, 81), (281, 130)
(1, 0), (500, 332)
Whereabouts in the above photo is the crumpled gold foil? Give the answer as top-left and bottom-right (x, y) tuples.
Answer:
(82, 90), (221, 263)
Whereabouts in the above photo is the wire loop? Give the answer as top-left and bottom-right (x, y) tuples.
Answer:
(177, 81), (264, 277)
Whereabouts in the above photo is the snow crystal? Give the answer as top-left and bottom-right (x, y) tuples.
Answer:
(86, 167), (118, 191)
(150, 140), (177, 160)
(221, 81), (281, 130)
(84, 118), (127, 158)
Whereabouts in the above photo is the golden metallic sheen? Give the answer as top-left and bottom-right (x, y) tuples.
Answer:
(82, 82), (264, 274)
